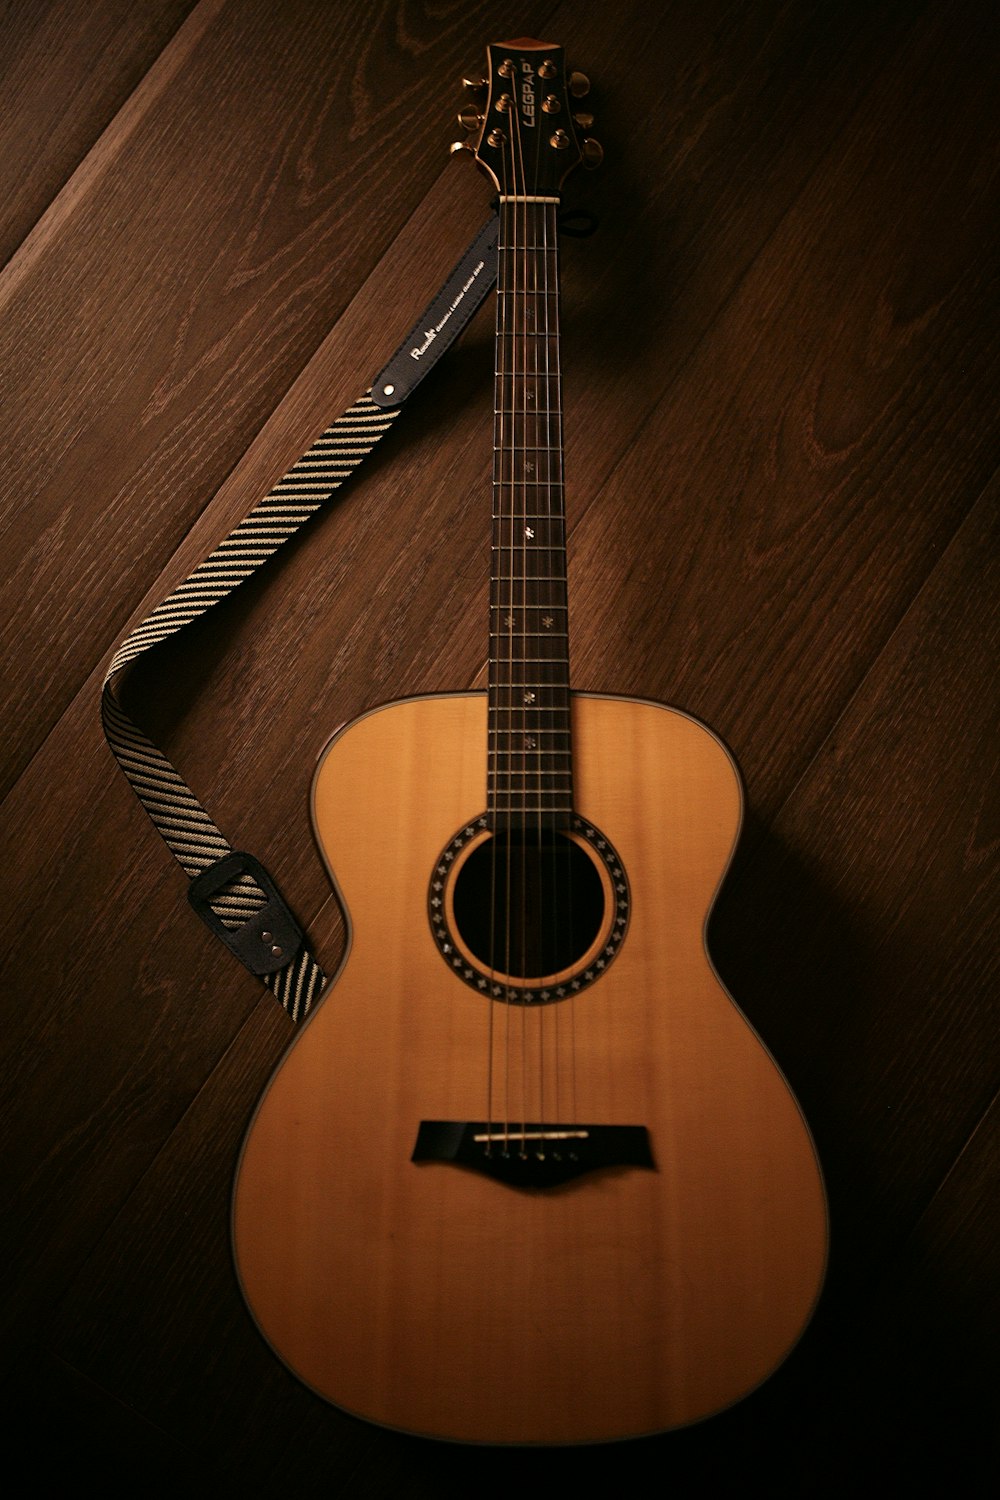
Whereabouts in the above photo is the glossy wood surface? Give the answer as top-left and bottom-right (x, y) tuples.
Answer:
(236, 692), (825, 1442)
(0, 0), (996, 1488)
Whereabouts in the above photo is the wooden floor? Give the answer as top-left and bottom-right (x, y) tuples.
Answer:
(1, 0), (996, 1488)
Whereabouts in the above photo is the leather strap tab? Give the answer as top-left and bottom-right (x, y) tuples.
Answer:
(370, 214), (498, 408)
(188, 853), (303, 976)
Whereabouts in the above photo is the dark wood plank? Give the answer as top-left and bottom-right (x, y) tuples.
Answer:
(0, 0), (560, 800)
(0, 0), (199, 267)
(566, 0), (999, 817)
(45, 1001), (376, 1475)
(804, 1094), (1000, 1478)
(710, 485), (999, 1278)
(0, 1349), (199, 1486)
(1, 0), (996, 1483)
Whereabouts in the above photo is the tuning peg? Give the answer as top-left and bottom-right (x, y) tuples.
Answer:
(449, 139), (475, 156)
(573, 111), (594, 130)
(462, 74), (487, 97)
(457, 105), (484, 132)
(569, 71), (590, 98)
(581, 137), (604, 170)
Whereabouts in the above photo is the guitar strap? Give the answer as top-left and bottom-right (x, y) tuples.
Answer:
(102, 215), (500, 1023)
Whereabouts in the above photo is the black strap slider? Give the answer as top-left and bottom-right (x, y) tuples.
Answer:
(188, 852), (303, 976)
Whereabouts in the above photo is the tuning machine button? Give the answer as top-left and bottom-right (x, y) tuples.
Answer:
(462, 74), (487, 97)
(581, 137), (604, 169)
(569, 71), (590, 98)
(449, 139), (475, 155)
(573, 111), (594, 130)
(457, 105), (484, 131)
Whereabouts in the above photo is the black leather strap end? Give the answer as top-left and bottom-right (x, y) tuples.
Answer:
(370, 214), (499, 408)
(188, 852), (303, 976)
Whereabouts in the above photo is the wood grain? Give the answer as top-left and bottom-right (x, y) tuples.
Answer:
(0, 0), (199, 268)
(0, 0), (995, 1485)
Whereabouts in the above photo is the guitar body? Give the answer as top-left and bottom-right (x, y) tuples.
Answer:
(232, 691), (827, 1444)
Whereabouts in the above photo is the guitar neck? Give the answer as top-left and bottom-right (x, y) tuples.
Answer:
(488, 197), (573, 825)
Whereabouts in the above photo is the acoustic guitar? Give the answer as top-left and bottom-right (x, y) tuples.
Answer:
(232, 38), (827, 1444)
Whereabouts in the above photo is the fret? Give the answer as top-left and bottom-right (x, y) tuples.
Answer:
(492, 545), (565, 555)
(490, 573), (567, 581)
(488, 656), (569, 665)
(491, 595), (567, 611)
(485, 762), (566, 774)
(491, 606), (568, 619)
(491, 768), (575, 780)
(488, 695), (570, 706)
(491, 804), (569, 816)
(489, 795), (573, 802)
(490, 788), (573, 797)
(488, 707), (571, 718)
(489, 754), (573, 762)
(491, 573), (567, 580)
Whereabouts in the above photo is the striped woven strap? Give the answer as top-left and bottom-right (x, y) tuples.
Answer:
(101, 395), (400, 1021)
(102, 216), (500, 1023)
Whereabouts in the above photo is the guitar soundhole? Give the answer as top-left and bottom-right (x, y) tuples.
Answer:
(430, 814), (629, 1001)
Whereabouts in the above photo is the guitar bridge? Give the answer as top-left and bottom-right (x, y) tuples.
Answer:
(412, 1120), (654, 1188)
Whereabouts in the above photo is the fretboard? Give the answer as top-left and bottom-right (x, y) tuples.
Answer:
(489, 199), (572, 824)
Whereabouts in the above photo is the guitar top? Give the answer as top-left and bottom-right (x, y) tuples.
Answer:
(231, 39), (828, 1444)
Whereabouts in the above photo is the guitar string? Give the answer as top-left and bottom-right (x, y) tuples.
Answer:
(534, 142), (546, 1149)
(529, 115), (546, 1152)
(500, 120), (515, 1146)
(553, 192), (578, 1134)
(540, 189), (557, 1138)
(543, 186), (575, 1133)
(485, 131), (505, 1159)
(512, 90), (528, 1157)
(491, 125), (513, 1157)
(539, 181), (548, 1140)
(534, 137), (551, 1150)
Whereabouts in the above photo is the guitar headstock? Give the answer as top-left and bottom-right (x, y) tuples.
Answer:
(452, 39), (602, 195)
